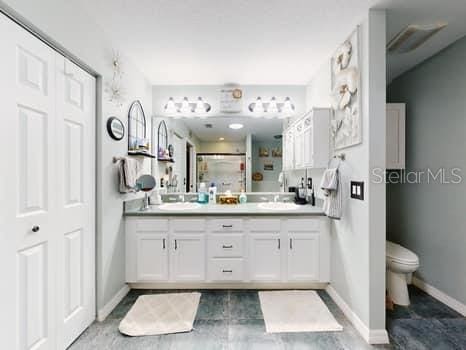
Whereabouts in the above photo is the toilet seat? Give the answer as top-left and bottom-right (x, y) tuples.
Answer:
(386, 241), (419, 265)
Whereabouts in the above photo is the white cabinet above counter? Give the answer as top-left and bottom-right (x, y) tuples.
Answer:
(125, 216), (330, 287)
(283, 108), (330, 171)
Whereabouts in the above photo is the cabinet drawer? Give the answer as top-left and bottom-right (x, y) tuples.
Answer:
(286, 219), (320, 232)
(249, 219), (281, 232)
(209, 219), (243, 232)
(171, 219), (206, 232)
(136, 219), (169, 232)
(208, 259), (244, 281)
(208, 234), (244, 258)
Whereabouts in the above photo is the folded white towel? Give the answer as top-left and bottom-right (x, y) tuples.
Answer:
(320, 168), (342, 220)
(118, 157), (142, 193)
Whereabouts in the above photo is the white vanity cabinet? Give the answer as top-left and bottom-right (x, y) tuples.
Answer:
(170, 219), (206, 281)
(125, 216), (330, 285)
(125, 219), (169, 282)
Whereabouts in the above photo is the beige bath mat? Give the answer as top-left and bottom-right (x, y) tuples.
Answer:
(258, 290), (343, 333)
(119, 292), (201, 336)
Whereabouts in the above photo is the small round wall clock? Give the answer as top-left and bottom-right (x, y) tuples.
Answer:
(107, 116), (125, 141)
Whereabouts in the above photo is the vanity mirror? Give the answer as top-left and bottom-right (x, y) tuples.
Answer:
(128, 100), (155, 157)
(152, 115), (286, 194)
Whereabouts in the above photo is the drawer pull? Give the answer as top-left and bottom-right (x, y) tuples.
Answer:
(174, 239), (178, 250)
(222, 224), (233, 228)
(289, 238), (293, 250)
(222, 269), (233, 273)
(163, 238), (166, 249)
(222, 244), (233, 249)
(278, 238), (281, 250)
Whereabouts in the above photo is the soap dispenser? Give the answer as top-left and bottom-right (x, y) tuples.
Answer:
(239, 188), (247, 204)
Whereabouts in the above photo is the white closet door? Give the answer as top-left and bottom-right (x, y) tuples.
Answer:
(55, 57), (96, 349)
(0, 14), (57, 350)
(0, 14), (96, 350)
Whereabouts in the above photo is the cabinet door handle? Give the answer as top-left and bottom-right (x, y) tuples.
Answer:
(222, 224), (233, 228)
(222, 244), (233, 249)
(290, 238), (293, 250)
(174, 239), (177, 250)
(278, 238), (281, 250)
(32, 225), (40, 233)
(222, 269), (233, 273)
(163, 238), (166, 249)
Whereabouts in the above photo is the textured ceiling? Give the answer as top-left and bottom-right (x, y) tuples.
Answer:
(78, 0), (379, 84)
(77, 0), (466, 84)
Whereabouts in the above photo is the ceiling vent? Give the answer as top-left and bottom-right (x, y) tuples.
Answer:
(387, 23), (447, 53)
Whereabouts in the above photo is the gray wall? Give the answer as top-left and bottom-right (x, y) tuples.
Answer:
(387, 36), (466, 305)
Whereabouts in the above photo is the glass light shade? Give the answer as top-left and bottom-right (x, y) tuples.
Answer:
(267, 97), (279, 115)
(180, 97), (191, 114)
(164, 97), (177, 115)
(282, 97), (295, 116)
(195, 96), (205, 114)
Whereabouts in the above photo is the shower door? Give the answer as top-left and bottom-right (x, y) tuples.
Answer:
(196, 154), (246, 193)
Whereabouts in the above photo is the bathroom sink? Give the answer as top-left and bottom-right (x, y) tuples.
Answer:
(258, 202), (299, 211)
(158, 202), (201, 211)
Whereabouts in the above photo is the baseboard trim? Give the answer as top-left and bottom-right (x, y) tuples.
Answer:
(97, 284), (130, 322)
(325, 285), (389, 345)
(128, 282), (329, 289)
(412, 277), (466, 316)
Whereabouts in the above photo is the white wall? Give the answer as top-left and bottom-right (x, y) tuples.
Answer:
(1, 0), (153, 312)
(304, 10), (387, 341)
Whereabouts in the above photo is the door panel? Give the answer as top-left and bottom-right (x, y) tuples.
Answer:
(1, 14), (57, 350)
(137, 233), (168, 281)
(18, 243), (49, 350)
(55, 56), (95, 349)
(171, 234), (205, 281)
(249, 234), (282, 281)
(288, 233), (319, 281)
(0, 14), (95, 350)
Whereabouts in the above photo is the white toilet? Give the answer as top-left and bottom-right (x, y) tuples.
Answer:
(386, 241), (420, 306)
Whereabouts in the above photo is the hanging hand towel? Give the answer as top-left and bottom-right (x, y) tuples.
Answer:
(118, 157), (141, 193)
(320, 168), (342, 220)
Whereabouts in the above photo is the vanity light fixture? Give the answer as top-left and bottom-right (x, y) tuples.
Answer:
(163, 96), (212, 117)
(218, 137), (225, 141)
(248, 96), (295, 118)
(229, 123), (244, 130)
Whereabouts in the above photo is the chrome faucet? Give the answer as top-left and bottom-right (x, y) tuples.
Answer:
(179, 194), (185, 203)
(274, 195), (280, 203)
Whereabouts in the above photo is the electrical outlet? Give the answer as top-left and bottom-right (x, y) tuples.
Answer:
(350, 181), (364, 200)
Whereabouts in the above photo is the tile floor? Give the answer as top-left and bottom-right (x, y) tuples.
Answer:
(69, 286), (465, 350)
(387, 285), (465, 350)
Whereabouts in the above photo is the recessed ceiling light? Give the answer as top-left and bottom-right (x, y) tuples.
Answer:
(229, 123), (244, 130)
(219, 137), (225, 141)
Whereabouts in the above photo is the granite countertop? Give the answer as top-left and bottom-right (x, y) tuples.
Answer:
(124, 201), (325, 217)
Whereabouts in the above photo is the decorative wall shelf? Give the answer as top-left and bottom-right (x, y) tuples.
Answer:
(128, 151), (156, 158)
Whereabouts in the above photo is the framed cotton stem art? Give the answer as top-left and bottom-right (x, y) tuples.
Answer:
(330, 26), (362, 150)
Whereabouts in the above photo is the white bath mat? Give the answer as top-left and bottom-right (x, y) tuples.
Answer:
(119, 292), (201, 336)
(258, 290), (343, 333)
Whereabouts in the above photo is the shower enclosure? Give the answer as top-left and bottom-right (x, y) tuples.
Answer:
(196, 154), (246, 193)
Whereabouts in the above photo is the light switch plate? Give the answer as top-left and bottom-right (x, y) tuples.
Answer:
(350, 181), (364, 200)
